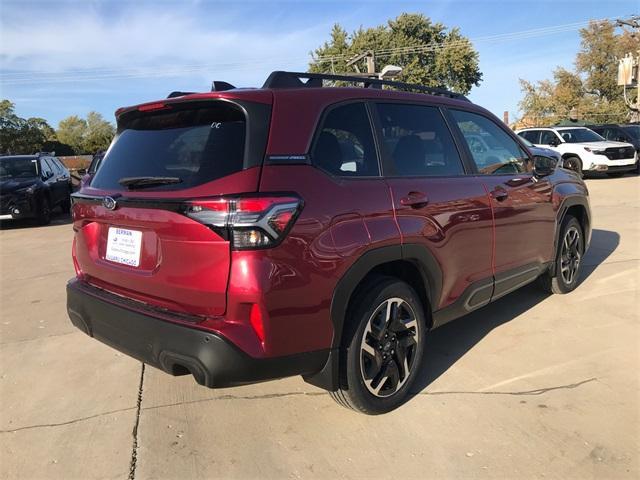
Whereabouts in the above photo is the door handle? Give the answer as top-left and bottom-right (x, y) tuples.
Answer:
(490, 188), (509, 202)
(505, 176), (531, 187)
(400, 191), (429, 208)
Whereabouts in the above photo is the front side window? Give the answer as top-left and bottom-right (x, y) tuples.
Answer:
(376, 103), (464, 177)
(540, 130), (560, 145)
(311, 102), (379, 176)
(451, 110), (529, 175)
(40, 158), (53, 178)
(0, 157), (38, 179)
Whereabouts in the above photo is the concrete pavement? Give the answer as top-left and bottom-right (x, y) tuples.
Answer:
(1, 176), (638, 479)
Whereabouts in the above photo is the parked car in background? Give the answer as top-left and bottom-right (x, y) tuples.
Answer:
(80, 151), (106, 188)
(516, 126), (637, 177)
(67, 71), (591, 414)
(586, 124), (640, 174)
(0, 153), (72, 224)
(518, 136), (562, 167)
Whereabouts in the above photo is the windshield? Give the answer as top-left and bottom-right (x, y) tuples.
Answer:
(557, 128), (604, 143)
(91, 103), (246, 191)
(0, 157), (39, 179)
(621, 125), (640, 139)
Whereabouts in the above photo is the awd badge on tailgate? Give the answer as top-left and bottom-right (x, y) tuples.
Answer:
(103, 196), (118, 210)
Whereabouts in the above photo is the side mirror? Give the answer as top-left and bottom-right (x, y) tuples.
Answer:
(533, 155), (557, 178)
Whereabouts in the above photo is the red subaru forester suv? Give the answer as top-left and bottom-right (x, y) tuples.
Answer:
(67, 71), (591, 414)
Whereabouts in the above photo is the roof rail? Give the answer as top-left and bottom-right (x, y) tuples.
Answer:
(36, 151), (55, 157)
(262, 71), (469, 101)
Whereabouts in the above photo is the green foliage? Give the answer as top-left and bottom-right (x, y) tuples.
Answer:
(309, 13), (482, 95)
(56, 115), (87, 154)
(84, 112), (116, 154)
(0, 100), (63, 154)
(0, 100), (115, 155)
(518, 20), (638, 125)
(56, 112), (115, 154)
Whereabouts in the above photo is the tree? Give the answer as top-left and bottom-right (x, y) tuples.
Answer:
(83, 111), (115, 154)
(309, 13), (482, 95)
(517, 20), (638, 125)
(56, 115), (87, 154)
(0, 100), (60, 154)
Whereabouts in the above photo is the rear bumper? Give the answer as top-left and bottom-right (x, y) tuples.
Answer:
(66, 279), (327, 388)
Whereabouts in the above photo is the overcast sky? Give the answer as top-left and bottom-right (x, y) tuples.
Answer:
(0, 0), (634, 126)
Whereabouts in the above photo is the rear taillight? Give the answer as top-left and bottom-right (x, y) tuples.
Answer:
(185, 196), (302, 249)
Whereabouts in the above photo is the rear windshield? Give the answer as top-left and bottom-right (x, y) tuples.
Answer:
(91, 103), (246, 191)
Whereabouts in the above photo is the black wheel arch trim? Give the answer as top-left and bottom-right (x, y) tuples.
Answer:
(553, 195), (591, 275)
(303, 243), (442, 391)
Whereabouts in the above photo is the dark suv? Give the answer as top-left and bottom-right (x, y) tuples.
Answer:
(67, 72), (591, 414)
(586, 123), (640, 174)
(0, 153), (72, 224)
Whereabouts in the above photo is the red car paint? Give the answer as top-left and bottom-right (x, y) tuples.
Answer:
(68, 78), (591, 390)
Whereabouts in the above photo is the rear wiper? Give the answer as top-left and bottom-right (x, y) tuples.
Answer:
(118, 176), (182, 189)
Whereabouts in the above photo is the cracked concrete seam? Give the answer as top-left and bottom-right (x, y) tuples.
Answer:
(128, 363), (145, 480)
(0, 377), (597, 434)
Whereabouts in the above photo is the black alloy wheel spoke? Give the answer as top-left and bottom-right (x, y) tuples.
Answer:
(359, 297), (420, 398)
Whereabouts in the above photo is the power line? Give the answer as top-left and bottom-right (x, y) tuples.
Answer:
(0, 15), (625, 85)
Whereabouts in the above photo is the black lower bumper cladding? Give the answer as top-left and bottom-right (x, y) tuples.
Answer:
(66, 279), (327, 388)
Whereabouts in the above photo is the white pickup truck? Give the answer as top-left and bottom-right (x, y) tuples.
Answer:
(516, 126), (638, 177)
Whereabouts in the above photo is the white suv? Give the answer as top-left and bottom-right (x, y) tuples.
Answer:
(516, 127), (637, 177)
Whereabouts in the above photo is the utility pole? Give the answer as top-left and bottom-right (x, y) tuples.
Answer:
(346, 51), (376, 76)
(616, 16), (640, 121)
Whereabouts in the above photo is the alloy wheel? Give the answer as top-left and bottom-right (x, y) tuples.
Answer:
(359, 298), (420, 398)
(560, 226), (581, 285)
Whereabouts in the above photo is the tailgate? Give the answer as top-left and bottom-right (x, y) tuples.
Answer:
(71, 97), (271, 317)
(73, 199), (231, 317)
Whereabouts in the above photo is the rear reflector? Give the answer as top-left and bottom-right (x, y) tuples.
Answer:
(249, 303), (265, 343)
(185, 196), (302, 250)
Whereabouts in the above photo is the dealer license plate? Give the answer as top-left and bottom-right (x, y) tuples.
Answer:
(105, 227), (142, 267)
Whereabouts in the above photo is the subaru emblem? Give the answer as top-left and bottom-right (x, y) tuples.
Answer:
(103, 196), (117, 210)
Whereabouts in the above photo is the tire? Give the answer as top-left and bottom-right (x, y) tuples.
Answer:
(563, 156), (583, 177)
(606, 172), (625, 178)
(329, 276), (427, 414)
(35, 196), (52, 226)
(537, 215), (584, 294)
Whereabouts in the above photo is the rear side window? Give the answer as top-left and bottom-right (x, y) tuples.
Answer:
(376, 103), (463, 177)
(91, 103), (246, 191)
(451, 109), (530, 175)
(311, 103), (379, 177)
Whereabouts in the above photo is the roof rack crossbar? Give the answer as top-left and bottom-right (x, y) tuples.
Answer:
(262, 71), (469, 101)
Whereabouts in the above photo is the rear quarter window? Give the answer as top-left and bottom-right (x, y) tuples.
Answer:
(91, 102), (247, 191)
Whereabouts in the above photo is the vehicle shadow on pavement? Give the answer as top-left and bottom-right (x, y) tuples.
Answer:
(410, 228), (619, 396)
(0, 212), (72, 230)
